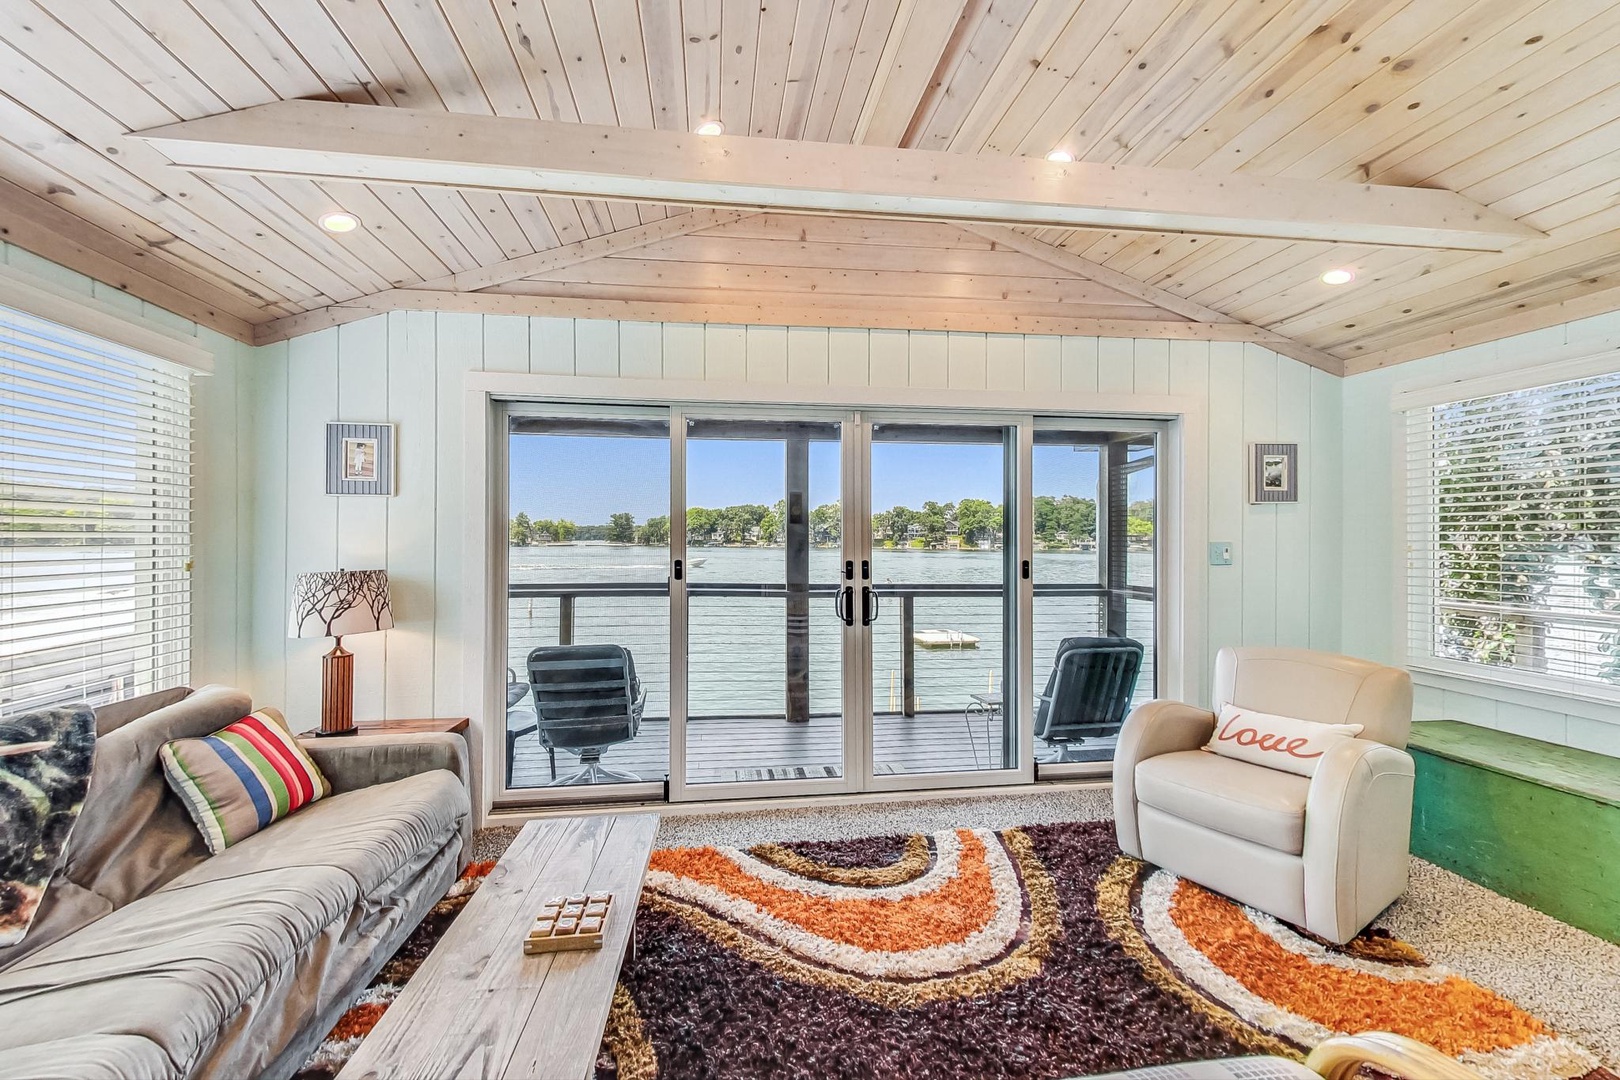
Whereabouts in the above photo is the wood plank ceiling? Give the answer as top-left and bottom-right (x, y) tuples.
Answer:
(0, 0), (1613, 374)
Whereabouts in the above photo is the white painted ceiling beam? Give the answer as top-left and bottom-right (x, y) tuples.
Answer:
(136, 100), (1540, 253)
(412, 208), (754, 292)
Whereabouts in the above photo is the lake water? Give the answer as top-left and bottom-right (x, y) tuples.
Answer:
(507, 544), (1155, 720)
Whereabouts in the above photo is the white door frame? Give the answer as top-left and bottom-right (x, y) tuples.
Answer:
(464, 371), (1207, 823)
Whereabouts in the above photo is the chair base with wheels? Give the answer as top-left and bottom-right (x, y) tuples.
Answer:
(1039, 736), (1118, 764)
(547, 747), (640, 786)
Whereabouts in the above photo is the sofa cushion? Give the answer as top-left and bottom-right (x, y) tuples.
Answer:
(0, 770), (467, 1073)
(1206, 703), (1362, 778)
(62, 686), (252, 908)
(0, 687), (250, 975)
(0, 705), (96, 948)
(0, 862), (359, 1071)
(158, 768), (467, 899)
(1136, 750), (1310, 855)
(160, 710), (332, 854)
(0, 1033), (178, 1080)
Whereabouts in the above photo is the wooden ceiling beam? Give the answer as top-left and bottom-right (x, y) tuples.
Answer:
(251, 209), (755, 343)
(252, 285), (1332, 346)
(409, 208), (754, 292)
(136, 100), (1540, 252)
(963, 225), (1346, 374)
(1342, 282), (1620, 375)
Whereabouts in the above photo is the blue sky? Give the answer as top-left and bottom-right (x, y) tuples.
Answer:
(509, 434), (1149, 523)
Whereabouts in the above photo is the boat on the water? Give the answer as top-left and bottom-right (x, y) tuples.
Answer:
(913, 629), (980, 649)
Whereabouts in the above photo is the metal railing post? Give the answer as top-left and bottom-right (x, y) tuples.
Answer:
(559, 594), (574, 646)
(901, 593), (916, 717)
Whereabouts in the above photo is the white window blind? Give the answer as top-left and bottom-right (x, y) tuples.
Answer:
(1, 304), (192, 714)
(1406, 369), (1620, 696)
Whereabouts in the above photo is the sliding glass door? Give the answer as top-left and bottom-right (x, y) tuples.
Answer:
(862, 420), (1025, 785)
(677, 417), (849, 793)
(501, 403), (1162, 802)
(1031, 424), (1160, 777)
(504, 411), (670, 798)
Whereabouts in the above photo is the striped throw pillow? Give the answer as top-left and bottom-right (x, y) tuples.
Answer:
(160, 711), (332, 854)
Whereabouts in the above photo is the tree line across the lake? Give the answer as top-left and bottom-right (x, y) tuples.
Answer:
(511, 494), (1154, 549)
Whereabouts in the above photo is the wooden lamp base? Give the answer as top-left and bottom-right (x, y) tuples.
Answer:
(317, 637), (357, 736)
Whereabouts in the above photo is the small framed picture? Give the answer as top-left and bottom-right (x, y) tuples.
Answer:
(342, 437), (379, 481)
(1250, 443), (1298, 503)
(326, 422), (394, 495)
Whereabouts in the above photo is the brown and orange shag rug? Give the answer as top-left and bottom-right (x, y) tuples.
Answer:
(301, 822), (1612, 1080)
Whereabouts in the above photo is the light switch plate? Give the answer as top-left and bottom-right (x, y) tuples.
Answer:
(1209, 542), (1234, 566)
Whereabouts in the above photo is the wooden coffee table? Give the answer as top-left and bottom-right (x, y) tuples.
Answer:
(339, 813), (659, 1080)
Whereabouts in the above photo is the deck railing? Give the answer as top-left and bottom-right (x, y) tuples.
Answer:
(508, 579), (1154, 721)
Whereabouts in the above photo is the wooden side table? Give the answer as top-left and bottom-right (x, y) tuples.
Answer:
(299, 717), (469, 737)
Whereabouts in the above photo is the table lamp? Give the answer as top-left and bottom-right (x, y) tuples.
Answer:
(288, 568), (393, 736)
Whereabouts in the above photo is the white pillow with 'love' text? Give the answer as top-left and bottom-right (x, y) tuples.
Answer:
(1205, 704), (1363, 778)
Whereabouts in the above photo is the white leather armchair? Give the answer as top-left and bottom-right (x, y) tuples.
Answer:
(1113, 647), (1415, 944)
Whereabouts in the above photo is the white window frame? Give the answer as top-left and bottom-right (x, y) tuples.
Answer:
(1395, 341), (1620, 710)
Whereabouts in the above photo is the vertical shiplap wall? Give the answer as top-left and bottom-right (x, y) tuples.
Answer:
(1, 241), (255, 693)
(1342, 308), (1620, 757)
(244, 313), (1343, 728)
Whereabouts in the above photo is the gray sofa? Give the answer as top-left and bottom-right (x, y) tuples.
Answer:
(0, 685), (471, 1080)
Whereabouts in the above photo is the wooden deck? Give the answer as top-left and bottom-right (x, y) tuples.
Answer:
(509, 712), (1115, 788)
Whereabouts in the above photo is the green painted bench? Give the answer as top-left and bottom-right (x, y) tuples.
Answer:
(1409, 720), (1620, 944)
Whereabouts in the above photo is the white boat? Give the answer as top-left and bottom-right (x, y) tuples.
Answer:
(913, 629), (980, 649)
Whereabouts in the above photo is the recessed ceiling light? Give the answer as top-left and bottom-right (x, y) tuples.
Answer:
(319, 211), (360, 234)
(1046, 149), (1074, 163)
(1320, 268), (1356, 286)
(694, 120), (725, 136)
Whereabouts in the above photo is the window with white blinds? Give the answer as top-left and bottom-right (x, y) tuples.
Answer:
(1406, 369), (1620, 696)
(1, 304), (192, 714)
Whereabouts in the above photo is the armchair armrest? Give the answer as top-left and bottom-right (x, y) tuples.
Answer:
(299, 731), (470, 796)
(1112, 700), (1217, 858)
(1303, 738), (1415, 943)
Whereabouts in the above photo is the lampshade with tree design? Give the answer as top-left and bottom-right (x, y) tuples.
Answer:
(288, 569), (392, 734)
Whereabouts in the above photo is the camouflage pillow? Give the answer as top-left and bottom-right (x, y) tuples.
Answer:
(0, 705), (96, 946)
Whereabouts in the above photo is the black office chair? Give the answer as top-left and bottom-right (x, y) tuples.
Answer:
(1034, 636), (1143, 762)
(526, 644), (646, 785)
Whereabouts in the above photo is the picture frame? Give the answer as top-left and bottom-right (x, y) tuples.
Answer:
(326, 422), (394, 496)
(1250, 442), (1298, 503)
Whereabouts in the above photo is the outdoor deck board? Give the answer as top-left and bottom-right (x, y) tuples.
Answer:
(510, 712), (1019, 786)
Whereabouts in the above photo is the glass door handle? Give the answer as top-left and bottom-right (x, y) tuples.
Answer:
(861, 585), (879, 626)
(836, 585), (855, 626)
